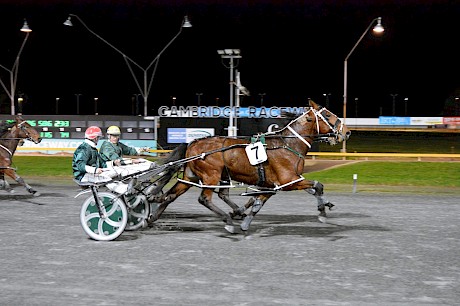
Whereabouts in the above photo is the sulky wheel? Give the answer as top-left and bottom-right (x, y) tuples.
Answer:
(80, 192), (128, 241)
(125, 194), (150, 231)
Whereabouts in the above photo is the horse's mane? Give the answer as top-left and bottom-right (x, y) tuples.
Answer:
(281, 111), (299, 119)
(0, 121), (14, 137)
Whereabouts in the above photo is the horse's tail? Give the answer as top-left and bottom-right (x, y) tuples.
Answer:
(148, 143), (188, 197)
(160, 143), (187, 164)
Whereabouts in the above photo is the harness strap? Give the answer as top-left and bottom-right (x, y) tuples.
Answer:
(256, 164), (265, 186)
(0, 143), (12, 156)
(283, 145), (304, 158)
(287, 126), (311, 148)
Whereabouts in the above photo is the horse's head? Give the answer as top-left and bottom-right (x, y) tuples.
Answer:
(309, 100), (351, 145)
(15, 116), (42, 144)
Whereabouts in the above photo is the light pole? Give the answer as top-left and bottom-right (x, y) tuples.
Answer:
(0, 19), (32, 115)
(133, 93), (141, 115)
(64, 14), (192, 117)
(342, 17), (384, 152)
(258, 93), (266, 106)
(404, 97), (408, 116)
(455, 97), (459, 116)
(354, 97), (359, 118)
(196, 93), (203, 106)
(390, 93), (398, 116)
(217, 49), (241, 137)
(56, 97), (60, 114)
(17, 97), (24, 115)
(75, 93), (82, 114)
(323, 93), (331, 108)
(94, 97), (98, 115)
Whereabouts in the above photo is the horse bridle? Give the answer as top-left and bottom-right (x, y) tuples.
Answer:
(282, 107), (345, 147)
(313, 107), (347, 142)
(15, 121), (39, 143)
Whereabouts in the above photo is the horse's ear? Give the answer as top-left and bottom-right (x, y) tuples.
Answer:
(15, 115), (24, 122)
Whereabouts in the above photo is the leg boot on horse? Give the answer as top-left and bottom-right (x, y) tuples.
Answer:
(306, 180), (334, 223)
(1, 169), (40, 196)
(0, 173), (14, 193)
(240, 196), (269, 231)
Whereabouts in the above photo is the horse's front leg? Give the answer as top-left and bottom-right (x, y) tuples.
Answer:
(240, 194), (272, 231)
(6, 170), (40, 196)
(305, 180), (335, 222)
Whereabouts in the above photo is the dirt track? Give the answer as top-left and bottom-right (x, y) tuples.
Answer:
(0, 184), (459, 305)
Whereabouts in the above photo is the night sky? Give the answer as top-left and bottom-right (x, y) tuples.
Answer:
(1, 0), (459, 117)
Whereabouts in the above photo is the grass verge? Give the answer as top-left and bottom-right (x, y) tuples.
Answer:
(9, 156), (460, 194)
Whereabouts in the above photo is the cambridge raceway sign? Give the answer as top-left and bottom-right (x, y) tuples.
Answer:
(158, 106), (307, 118)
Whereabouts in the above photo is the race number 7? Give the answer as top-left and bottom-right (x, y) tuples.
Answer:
(245, 142), (268, 165)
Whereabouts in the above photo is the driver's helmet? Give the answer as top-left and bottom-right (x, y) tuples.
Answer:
(106, 125), (121, 136)
(85, 126), (103, 139)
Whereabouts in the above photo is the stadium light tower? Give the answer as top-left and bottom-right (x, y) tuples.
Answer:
(63, 14), (192, 117)
(217, 49), (241, 137)
(0, 19), (32, 115)
(343, 17), (384, 152)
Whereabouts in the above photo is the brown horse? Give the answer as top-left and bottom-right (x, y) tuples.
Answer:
(150, 100), (350, 233)
(0, 116), (42, 195)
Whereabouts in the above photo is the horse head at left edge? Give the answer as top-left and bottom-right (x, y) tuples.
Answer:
(15, 115), (42, 144)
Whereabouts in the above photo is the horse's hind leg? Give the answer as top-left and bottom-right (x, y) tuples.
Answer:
(199, 188), (236, 233)
(5, 170), (40, 196)
(146, 163), (183, 200)
(148, 181), (191, 223)
(217, 185), (246, 219)
(0, 172), (14, 193)
(216, 173), (245, 219)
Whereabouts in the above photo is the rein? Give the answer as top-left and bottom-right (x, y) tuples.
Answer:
(0, 137), (25, 140)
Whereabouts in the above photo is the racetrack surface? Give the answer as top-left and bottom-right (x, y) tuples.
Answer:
(0, 182), (459, 305)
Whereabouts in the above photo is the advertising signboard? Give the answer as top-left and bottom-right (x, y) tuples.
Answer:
(167, 128), (215, 143)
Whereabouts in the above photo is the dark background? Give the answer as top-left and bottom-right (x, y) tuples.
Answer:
(1, 0), (459, 117)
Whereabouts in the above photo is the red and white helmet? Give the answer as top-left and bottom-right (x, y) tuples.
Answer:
(85, 126), (103, 139)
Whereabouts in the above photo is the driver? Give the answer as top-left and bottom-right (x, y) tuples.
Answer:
(73, 126), (155, 184)
(72, 126), (110, 183)
(99, 126), (146, 166)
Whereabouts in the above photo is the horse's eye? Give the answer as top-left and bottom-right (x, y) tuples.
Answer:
(325, 113), (331, 118)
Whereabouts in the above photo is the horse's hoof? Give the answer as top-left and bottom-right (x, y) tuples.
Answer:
(33, 192), (41, 197)
(318, 215), (327, 223)
(325, 203), (336, 211)
(146, 215), (156, 225)
(240, 215), (253, 231)
(224, 225), (236, 234)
